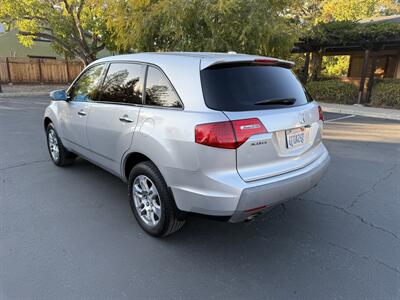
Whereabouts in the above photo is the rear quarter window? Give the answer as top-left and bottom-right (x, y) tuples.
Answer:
(200, 65), (313, 111)
(144, 66), (182, 108)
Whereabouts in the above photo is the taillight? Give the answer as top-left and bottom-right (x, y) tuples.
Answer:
(195, 118), (267, 149)
(318, 105), (324, 121)
(195, 121), (237, 149)
(231, 118), (267, 147)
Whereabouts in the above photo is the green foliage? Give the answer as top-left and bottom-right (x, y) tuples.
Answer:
(318, 0), (377, 22)
(370, 79), (400, 109)
(287, 0), (323, 28)
(2, 0), (399, 66)
(302, 21), (400, 47)
(106, 0), (296, 58)
(322, 56), (350, 76)
(296, 0), (400, 76)
(306, 79), (358, 104)
(306, 78), (400, 108)
(289, 0), (399, 27)
(378, 0), (400, 15)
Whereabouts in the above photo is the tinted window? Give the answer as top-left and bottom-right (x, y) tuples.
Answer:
(69, 64), (104, 102)
(200, 65), (313, 111)
(145, 66), (182, 108)
(99, 63), (145, 104)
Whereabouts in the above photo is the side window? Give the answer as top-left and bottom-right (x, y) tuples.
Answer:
(99, 63), (145, 104)
(69, 64), (105, 102)
(145, 66), (182, 108)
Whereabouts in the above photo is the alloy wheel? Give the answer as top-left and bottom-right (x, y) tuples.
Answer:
(132, 175), (162, 226)
(48, 129), (60, 162)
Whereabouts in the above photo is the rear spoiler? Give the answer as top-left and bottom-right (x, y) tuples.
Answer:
(200, 57), (295, 70)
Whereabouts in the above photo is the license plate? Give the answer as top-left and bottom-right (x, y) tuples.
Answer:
(286, 128), (305, 149)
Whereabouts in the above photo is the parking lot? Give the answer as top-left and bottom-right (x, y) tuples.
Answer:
(0, 96), (399, 299)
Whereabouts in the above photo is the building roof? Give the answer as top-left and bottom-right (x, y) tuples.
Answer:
(359, 15), (400, 24)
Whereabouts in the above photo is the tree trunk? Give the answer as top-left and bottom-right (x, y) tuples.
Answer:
(78, 53), (95, 67)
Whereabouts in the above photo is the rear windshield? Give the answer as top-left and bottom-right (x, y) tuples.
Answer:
(200, 64), (313, 111)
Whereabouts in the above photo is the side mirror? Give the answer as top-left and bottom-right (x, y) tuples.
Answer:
(50, 89), (68, 101)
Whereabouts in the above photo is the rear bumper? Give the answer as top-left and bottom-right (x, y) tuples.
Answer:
(169, 146), (330, 220)
(229, 151), (330, 222)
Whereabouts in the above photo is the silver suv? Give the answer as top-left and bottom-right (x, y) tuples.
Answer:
(44, 52), (330, 237)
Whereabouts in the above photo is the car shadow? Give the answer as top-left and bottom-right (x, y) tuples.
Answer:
(68, 157), (315, 267)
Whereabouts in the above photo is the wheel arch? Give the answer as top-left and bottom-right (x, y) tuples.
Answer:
(122, 152), (153, 182)
(123, 151), (186, 220)
(44, 117), (53, 130)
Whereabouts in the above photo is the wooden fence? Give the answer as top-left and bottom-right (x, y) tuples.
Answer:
(0, 57), (84, 84)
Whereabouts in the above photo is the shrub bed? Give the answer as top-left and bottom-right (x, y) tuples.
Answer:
(370, 79), (400, 109)
(306, 79), (358, 104)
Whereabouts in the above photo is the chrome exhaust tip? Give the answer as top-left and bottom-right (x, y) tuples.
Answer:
(245, 214), (259, 222)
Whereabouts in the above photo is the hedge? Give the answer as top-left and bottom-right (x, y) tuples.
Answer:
(306, 79), (358, 104)
(370, 79), (400, 109)
(306, 78), (400, 109)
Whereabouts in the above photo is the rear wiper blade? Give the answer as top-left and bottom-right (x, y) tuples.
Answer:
(254, 97), (296, 105)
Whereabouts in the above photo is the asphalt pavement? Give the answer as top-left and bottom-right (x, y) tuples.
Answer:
(0, 96), (399, 299)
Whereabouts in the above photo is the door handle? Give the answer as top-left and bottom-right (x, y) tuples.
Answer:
(77, 110), (87, 116)
(119, 115), (134, 123)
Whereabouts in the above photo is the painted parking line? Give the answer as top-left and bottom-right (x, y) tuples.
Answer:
(324, 114), (356, 123)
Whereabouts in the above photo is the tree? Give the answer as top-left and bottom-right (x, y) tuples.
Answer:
(322, 56), (350, 76)
(287, 0), (323, 28)
(288, 0), (400, 27)
(106, 0), (297, 59)
(319, 0), (376, 22)
(377, 0), (400, 15)
(318, 0), (400, 22)
(0, 0), (111, 65)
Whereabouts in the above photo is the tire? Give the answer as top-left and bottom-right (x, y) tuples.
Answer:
(128, 161), (185, 237)
(46, 123), (76, 166)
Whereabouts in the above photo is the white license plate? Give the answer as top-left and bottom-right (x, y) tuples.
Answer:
(286, 128), (305, 149)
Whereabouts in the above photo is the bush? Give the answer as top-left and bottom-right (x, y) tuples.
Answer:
(306, 79), (358, 104)
(370, 79), (400, 109)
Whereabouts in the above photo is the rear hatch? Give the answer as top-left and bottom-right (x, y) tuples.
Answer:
(200, 61), (324, 182)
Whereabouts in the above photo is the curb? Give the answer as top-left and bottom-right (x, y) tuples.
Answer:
(0, 92), (49, 98)
(320, 103), (400, 121)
